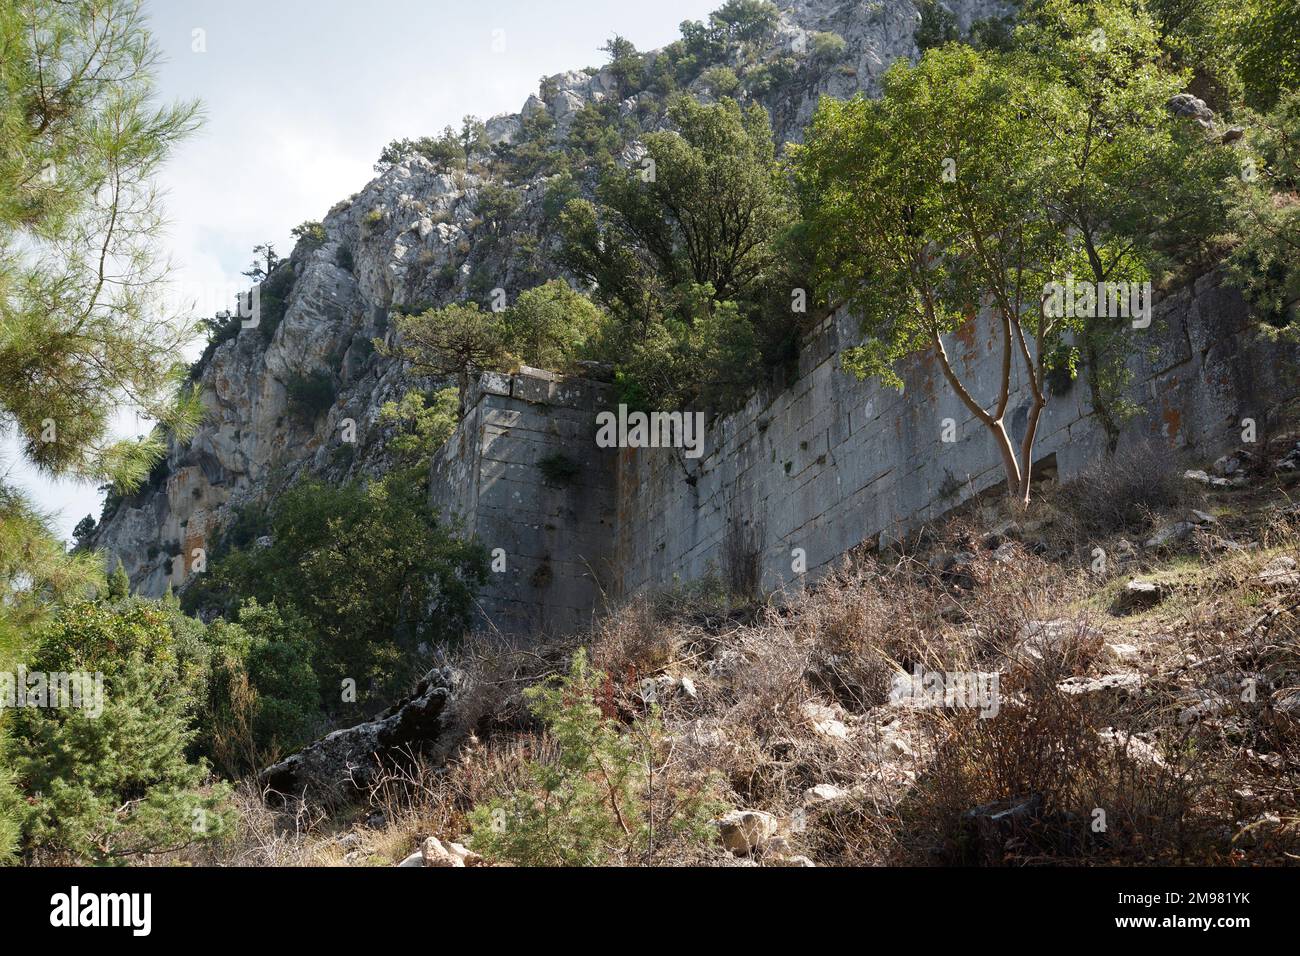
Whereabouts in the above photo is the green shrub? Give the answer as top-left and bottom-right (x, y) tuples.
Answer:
(285, 370), (337, 419)
(810, 31), (848, 63)
(10, 600), (231, 863)
(504, 280), (604, 370)
(700, 65), (740, 97)
(468, 650), (722, 866)
(290, 220), (327, 250)
(182, 472), (488, 712)
(377, 388), (460, 465)
(915, 0), (958, 50)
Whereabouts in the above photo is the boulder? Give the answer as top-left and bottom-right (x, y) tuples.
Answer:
(1167, 93), (1215, 128)
(1056, 673), (1144, 697)
(1212, 454), (1242, 477)
(1258, 555), (1299, 588)
(801, 701), (850, 740)
(1098, 728), (1166, 767)
(1014, 619), (1101, 661)
(423, 836), (482, 867)
(1183, 469), (1234, 489)
(1115, 579), (1165, 612)
(717, 810), (780, 856)
(803, 783), (850, 805)
(1144, 521), (1195, 549)
(259, 666), (467, 806)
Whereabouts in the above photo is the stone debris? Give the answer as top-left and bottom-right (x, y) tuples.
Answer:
(1057, 673), (1145, 697)
(423, 836), (482, 867)
(801, 701), (851, 741)
(1258, 556), (1298, 588)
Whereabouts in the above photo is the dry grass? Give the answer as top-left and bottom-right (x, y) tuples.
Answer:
(195, 440), (1300, 867)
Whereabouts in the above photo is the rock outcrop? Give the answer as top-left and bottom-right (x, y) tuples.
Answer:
(259, 666), (467, 806)
(87, 0), (1014, 597)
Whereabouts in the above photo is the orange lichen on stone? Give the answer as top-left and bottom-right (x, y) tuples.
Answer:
(1160, 405), (1182, 441)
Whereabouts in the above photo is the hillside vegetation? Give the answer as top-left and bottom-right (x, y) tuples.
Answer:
(177, 437), (1300, 867)
(2, 0), (1298, 867)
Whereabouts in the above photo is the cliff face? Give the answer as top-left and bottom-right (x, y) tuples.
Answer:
(89, 0), (1014, 595)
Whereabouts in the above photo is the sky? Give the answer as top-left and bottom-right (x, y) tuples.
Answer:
(7, 0), (722, 542)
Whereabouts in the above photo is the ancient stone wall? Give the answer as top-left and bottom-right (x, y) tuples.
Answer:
(436, 272), (1293, 632)
(429, 367), (618, 636)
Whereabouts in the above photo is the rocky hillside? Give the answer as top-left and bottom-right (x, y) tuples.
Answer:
(87, 0), (1013, 596)
(183, 438), (1300, 866)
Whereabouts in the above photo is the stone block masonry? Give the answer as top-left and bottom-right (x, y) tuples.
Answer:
(430, 367), (618, 637)
(435, 272), (1295, 634)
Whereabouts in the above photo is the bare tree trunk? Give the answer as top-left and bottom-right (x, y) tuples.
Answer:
(930, 327), (1024, 500)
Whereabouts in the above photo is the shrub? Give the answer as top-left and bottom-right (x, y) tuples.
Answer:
(467, 650), (722, 865)
(285, 370), (337, 420)
(914, 0), (958, 50)
(1046, 440), (1199, 540)
(700, 65), (740, 98)
(290, 220), (327, 250)
(810, 31), (848, 63)
(503, 280), (604, 370)
(377, 388), (459, 465)
(182, 472), (488, 712)
(10, 600), (231, 863)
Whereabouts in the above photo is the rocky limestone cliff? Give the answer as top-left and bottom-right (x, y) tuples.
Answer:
(88, 0), (1014, 595)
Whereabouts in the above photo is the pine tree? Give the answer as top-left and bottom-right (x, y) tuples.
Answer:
(1, 0), (203, 490)
(106, 560), (131, 602)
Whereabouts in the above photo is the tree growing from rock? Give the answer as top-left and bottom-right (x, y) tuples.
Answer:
(387, 302), (513, 415)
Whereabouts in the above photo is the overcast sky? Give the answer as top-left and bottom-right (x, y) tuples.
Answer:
(8, 0), (721, 541)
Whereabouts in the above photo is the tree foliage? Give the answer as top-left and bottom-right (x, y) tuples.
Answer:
(182, 472), (488, 712)
(560, 95), (796, 410)
(10, 599), (231, 863)
(0, 0), (203, 489)
(796, 45), (1073, 503)
(387, 302), (513, 414)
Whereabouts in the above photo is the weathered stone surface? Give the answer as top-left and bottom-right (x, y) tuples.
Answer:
(1145, 522), (1195, 549)
(617, 274), (1278, 607)
(801, 701), (850, 740)
(717, 809), (780, 856)
(1013, 619), (1101, 661)
(803, 783), (850, 805)
(1057, 673), (1144, 697)
(1115, 580), (1166, 612)
(1259, 556), (1299, 588)
(422, 836), (481, 867)
(259, 667), (466, 806)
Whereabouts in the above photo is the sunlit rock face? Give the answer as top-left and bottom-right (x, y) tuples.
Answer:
(89, 0), (1014, 596)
